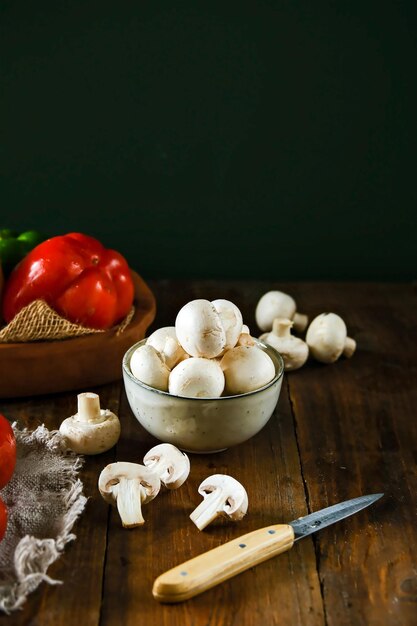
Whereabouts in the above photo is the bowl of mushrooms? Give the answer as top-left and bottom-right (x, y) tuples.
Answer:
(122, 299), (284, 453)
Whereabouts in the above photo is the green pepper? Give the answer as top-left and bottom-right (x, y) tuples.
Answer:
(0, 229), (45, 276)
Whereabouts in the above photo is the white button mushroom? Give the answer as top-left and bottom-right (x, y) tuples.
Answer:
(306, 312), (357, 363)
(143, 443), (190, 489)
(130, 344), (170, 391)
(98, 462), (161, 528)
(260, 318), (309, 371)
(175, 299), (226, 358)
(220, 345), (275, 395)
(146, 326), (188, 369)
(211, 299), (243, 351)
(236, 324), (256, 347)
(169, 357), (225, 398)
(59, 392), (121, 455)
(189, 474), (248, 530)
(255, 290), (308, 333)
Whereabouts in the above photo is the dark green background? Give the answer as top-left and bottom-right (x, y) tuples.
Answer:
(1, 2), (416, 280)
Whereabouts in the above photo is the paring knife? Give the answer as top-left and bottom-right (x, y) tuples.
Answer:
(153, 493), (383, 603)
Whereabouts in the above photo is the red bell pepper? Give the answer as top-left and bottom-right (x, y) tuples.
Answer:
(0, 414), (16, 489)
(2, 233), (134, 330)
(0, 497), (7, 542)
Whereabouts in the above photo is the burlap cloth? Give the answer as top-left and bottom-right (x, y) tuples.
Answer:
(0, 424), (87, 613)
(0, 299), (135, 343)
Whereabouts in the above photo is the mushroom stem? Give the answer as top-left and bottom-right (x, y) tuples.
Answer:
(115, 477), (146, 528)
(76, 392), (101, 422)
(261, 318), (308, 371)
(272, 318), (293, 337)
(293, 312), (308, 333)
(343, 337), (357, 358)
(190, 490), (225, 531)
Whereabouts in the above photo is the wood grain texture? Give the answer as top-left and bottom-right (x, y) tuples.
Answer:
(285, 283), (417, 626)
(0, 281), (415, 626)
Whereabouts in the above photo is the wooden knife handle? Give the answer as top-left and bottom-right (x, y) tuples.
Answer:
(152, 523), (295, 603)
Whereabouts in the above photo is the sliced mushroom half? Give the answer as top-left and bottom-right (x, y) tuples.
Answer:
(143, 443), (190, 489)
(190, 474), (248, 530)
(98, 462), (161, 528)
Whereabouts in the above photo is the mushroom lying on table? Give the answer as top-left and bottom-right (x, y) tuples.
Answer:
(255, 290), (308, 333)
(98, 462), (161, 528)
(306, 312), (356, 363)
(59, 392), (121, 455)
(143, 443), (190, 489)
(260, 318), (309, 371)
(190, 474), (248, 530)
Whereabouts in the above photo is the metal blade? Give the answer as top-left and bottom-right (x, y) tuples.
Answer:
(290, 493), (383, 540)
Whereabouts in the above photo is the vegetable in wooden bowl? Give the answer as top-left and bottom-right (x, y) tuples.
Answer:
(0, 271), (156, 398)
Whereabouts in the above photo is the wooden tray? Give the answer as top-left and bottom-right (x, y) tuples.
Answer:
(0, 271), (156, 399)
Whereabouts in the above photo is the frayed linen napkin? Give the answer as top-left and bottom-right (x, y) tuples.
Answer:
(0, 424), (87, 613)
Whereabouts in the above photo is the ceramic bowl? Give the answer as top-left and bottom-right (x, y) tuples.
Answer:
(122, 338), (284, 453)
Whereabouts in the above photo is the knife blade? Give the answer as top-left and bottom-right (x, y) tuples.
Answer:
(152, 493), (383, 603)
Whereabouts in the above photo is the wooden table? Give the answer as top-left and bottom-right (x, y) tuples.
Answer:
(0, 281), (416, 626)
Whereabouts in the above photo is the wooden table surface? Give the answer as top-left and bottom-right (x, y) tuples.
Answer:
(0, 280), (416, 626)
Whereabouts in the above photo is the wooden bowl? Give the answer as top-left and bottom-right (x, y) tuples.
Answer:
(0, 271), (156, 399)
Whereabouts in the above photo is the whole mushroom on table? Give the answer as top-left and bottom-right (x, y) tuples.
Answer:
(260, 318), (309, 371)
(255, 290), (308, 333)
(256, 289), (356, 371)
(59, 392), (121, 455)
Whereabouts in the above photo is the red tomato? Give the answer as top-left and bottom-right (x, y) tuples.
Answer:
(0, 497), (7, 542)
(0, 414), (16, 489)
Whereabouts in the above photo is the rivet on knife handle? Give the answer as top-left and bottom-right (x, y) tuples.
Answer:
(152, 524), (294, 603)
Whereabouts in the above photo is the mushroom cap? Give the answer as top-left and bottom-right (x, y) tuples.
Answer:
(143, 443), (190, 489)
(98, 462), (161, 505)
(146, 327), (188, 369)
(130, 344), (170, 390)
(255, 291), (297, 332)
(175, 299), (226, 358)
(169, 357), (225, 398)
(59, 410), (121, 455)
(220, 345), (275, 395)
(265, 333), (309, 370)
(306, 312), (347, 363)
(211, 299), (243, 351)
